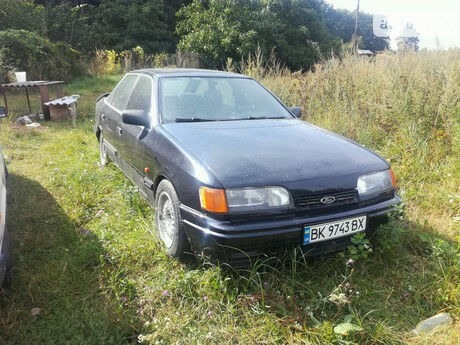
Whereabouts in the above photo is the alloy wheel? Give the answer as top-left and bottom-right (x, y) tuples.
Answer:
(157, 191), (176, 248)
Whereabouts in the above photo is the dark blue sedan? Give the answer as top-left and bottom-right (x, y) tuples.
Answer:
(95, 69), (401, 260)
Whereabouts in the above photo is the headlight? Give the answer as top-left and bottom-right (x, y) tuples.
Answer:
(226, 187), (292, 212)
(357, 169), (396, 198)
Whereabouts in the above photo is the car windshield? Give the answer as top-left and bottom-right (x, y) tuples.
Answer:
(159, 77), (293, 123)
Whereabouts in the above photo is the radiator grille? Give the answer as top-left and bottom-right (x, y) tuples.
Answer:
(295, 190), (357, 209)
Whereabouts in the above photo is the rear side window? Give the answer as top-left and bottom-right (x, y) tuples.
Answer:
(126, 75), (152, 112)
(110, 75), (138, 110)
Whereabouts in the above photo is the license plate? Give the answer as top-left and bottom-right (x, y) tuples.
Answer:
(303, 216), (366, 244)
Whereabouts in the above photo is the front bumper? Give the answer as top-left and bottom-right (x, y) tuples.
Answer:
(180, 195), (401, 259)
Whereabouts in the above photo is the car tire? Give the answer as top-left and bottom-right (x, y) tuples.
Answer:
(99, 133), (109, 167)
(155, 179), (188, 258)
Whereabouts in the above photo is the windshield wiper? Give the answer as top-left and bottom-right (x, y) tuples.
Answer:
(245, 116), (287, 120)
(174, 117), (217, 122)
(174, 116), (287, 122)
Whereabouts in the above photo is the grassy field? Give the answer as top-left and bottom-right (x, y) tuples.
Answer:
(0, 51), (458, 344)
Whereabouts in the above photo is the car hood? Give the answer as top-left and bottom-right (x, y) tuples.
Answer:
(162, 119), (388, 191)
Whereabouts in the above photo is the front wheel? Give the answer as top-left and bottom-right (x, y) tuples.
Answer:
(155, 180), (189, 258)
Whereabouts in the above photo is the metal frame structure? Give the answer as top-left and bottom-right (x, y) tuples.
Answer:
(0, 81), (64, 120)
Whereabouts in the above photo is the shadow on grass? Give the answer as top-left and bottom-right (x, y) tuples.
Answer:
(0, 174), (140, 344)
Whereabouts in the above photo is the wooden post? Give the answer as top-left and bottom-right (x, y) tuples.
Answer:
(25, 88), (32, 113)
(38, 85), (50, 121)
(56, 83), (63, 98)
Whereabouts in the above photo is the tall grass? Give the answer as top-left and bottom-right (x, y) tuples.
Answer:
(252, 50), (460, 238)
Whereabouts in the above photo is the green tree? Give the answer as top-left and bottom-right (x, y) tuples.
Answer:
(0, 0), (46, 34)
(93, 0), (173, 53)
(177, 0), (341, 70)
(35, 0), (190, 53)
(39, 0), (100, 51)
(176, 0), (263, 67)
(0, 29), (82, 80)
(265, 0), (341, 70)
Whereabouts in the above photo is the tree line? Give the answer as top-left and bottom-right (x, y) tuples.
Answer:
(0, 0), (388, 80)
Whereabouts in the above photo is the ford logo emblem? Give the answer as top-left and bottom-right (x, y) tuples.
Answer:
(320, 196), (336, 204)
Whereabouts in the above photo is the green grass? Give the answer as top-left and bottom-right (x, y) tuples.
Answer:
(0, 52), (458, 344)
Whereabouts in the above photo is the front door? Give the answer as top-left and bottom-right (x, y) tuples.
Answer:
(118, 75), (154, 192)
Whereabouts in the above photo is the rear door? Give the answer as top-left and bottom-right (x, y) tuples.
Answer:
(101, 74), (138, 156)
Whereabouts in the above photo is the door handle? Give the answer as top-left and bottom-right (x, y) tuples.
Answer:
(117, 126), (122, 135)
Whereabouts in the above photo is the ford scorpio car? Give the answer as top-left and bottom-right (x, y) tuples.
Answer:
(94, 69), (401, 260)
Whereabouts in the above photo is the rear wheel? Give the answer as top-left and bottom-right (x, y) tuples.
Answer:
(99, 133), (108, 167)
(155, 180), (188, 258)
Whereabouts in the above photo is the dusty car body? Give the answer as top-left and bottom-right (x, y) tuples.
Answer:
(95, 69), (401, 260)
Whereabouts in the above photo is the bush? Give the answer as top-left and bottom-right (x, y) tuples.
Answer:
(86, 48), (202, 76)
(0, 29), (83, 81)
(88, 50), (121, 76)
(0, 49), (9, 82)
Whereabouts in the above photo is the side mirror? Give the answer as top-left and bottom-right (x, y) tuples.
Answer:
(0, 106), (7, 118)
(289, 106), (302, 118)
(122, 110), (147, 127)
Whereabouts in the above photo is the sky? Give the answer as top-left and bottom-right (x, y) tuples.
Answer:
(325, 0), (460, 49)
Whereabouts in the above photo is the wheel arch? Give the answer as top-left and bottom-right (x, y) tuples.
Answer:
(153, 174), (168, 198)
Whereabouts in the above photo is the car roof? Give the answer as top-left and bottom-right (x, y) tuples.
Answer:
(129, 68), (249, 78)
